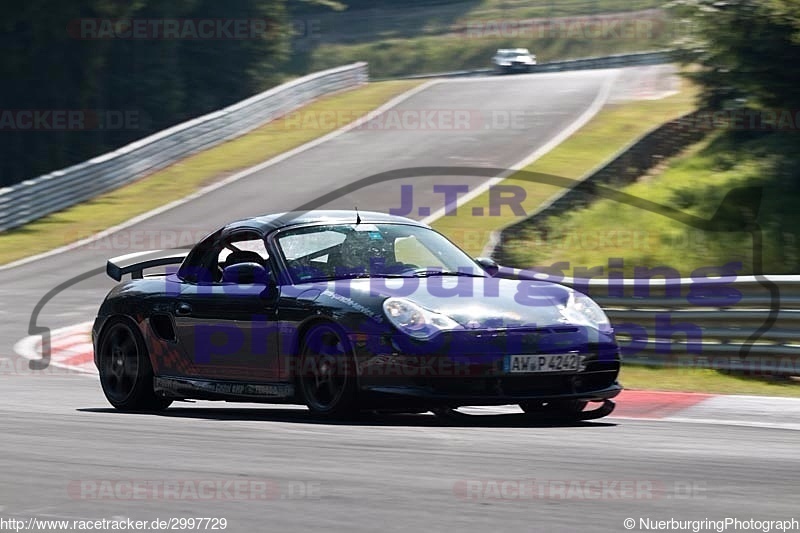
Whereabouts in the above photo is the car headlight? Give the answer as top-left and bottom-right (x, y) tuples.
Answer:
(382, 297), (462, 339)
(560, 291), (612, 331)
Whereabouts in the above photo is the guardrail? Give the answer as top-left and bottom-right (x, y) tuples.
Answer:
(498, 267), (799, 375)
(392, 50), (675, 80)
(0, 62), (368, 232)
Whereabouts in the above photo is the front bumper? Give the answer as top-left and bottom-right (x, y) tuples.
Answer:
(496, 62), (535, 72)
(350, 330), (621, 407)
(362, 381), (622, 407)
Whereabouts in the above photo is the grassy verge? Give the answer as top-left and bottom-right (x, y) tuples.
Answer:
(621, 364), (800, 397)
(432, 77), (698, 256)
(0, 80), (422, 266)
(307, 33), (668, 79)
(297, 0), (666, 42)
(463, 0), (664, 20)
(291, 1), (671, 78)
(509, 127), (800, 276)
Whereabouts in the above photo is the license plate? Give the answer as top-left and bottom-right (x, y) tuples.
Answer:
(504, 353), (580, 373)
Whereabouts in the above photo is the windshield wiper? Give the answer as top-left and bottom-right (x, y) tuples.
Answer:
(299, 273), (410, 282)
(298, 271), (484, 282)
(408, 270), (483, 278)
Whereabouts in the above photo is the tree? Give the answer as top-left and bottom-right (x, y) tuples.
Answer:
(669, 0), (800, 110)
(0, 0), (290, 188)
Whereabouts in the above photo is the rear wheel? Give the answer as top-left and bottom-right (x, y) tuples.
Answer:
(298, 324), (357, 418)
(98, 318), (172, 412)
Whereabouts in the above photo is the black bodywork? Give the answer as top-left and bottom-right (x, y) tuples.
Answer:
(93, 211), (621, 416)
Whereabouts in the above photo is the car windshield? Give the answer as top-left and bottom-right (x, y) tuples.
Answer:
(276, 223), (486, 283)
(499, 50), (528, 57)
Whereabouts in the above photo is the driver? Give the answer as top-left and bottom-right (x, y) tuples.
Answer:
(335, 230), (394, 275)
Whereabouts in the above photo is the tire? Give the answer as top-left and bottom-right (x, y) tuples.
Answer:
(519, 399), (587, 419)
(298, 323), (358, 418)
(98, 317), (172, 412)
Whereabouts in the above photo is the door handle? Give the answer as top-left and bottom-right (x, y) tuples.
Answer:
(175, 303), (192, 316)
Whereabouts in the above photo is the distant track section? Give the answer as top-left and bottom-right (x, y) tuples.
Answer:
(388, 50), (674, 80)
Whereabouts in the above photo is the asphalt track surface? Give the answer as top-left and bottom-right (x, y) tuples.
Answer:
(3, 66), (798, 532)
(1, 375), (799, 532)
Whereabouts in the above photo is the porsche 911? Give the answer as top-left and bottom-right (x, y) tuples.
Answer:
(93, 210), (621, 420)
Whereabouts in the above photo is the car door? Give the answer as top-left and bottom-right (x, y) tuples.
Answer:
(173, 229), (281, 381)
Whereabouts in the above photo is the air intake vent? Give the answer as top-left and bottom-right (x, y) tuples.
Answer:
(150, 314), (176, 342)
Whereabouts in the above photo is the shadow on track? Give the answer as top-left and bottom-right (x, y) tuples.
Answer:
(77, 406), (617, 428)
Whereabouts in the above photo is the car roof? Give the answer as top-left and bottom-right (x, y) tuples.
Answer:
(496, 48), (530, 54)
(225, 210), (428, 234)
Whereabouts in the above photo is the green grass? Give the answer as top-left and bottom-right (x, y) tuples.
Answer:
(303, 0), (667, 44)
(306, 27), (671, 79)
(0, 80), (422, 266)
(451, 0), (665, 21)
(621, 364), (800, 397)
(509, 126), (800, 276)
(291, 1), (673, 78)
(432, 77), (698, 256)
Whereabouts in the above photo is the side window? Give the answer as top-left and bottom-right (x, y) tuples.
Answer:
(214, 233), (272, 284)
(217, 237), (269, 268)
(277, 228), (348, 282)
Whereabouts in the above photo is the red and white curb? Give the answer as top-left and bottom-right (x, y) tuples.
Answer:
(12, 324), (800, 429)
(13, 321), (96, 374)
(460, 390), (800, 430)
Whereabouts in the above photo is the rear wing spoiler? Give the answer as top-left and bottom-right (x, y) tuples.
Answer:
(106, 250), (190, 281)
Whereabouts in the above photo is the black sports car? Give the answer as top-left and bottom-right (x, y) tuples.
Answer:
(93, 210), (621, 419)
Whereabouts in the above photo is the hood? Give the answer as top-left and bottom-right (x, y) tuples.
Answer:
(343, 276), (574, 330)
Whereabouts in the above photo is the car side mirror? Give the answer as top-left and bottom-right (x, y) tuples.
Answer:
(474, 257), (499, 276)
(221, 262), (270, 285)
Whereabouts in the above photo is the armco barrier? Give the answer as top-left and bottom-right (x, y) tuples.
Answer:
(529, 49), (674, 73)
(498, 267), (799, 375)
(0, 62), (368, 232)
(393, 50), (675, 80)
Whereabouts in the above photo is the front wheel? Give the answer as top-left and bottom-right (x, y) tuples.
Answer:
(298, 324), (358, 418)
(98, 318), (172, 412)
